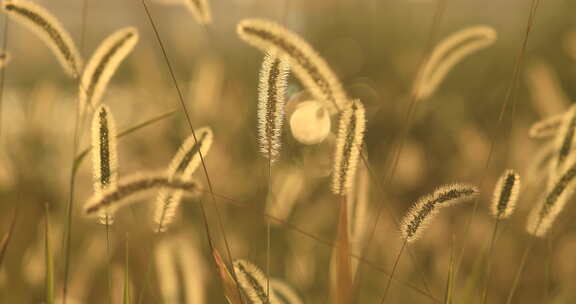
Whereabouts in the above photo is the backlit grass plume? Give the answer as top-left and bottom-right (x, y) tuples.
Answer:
(332, 99), (366, 196)
(527, 160), (576, 237)
(491, 169), (521, 219)
(400, 184), (479, 242)
(84, 174), (202, 217)
(257, 51), (290, 162)
(552, 105), (576, 175)
(529, 113), (563, 139)
(413, 25), (497, 100)
(233, 259), (278, 304)
(154, 127), (213, 232)
(80, 27), (139, 114)
(2, 0), (82, 77)
(184, 0), (212, 25)
(91, 104), (119, 225)
(237, 18), (349, 113)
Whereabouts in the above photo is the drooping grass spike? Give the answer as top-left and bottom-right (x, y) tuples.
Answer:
(237, 18), (349, 113)
(413, 26), (497, 101)
(84, 174), (202, 217)
(2, 0), (83, 77)
(154, 127), (213, 232)
(80, 27), (139, 115)
(400, 184), (479, 242)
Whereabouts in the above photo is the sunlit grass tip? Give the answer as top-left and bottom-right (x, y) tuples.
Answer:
(91, 104), (119, 225)
(491, 169), (520, 219)
(400, 183), (479, 242)
(80, 27), (139, 115)
(233, 259), (278, 304)
(413, 25), (497, 101)
(257, 51), (290, 162)
(2, 0), (83, 77)
(332, 99), (366, 196)
(237, 18), (349, 113)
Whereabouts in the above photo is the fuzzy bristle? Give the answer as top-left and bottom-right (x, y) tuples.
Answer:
(491, 169), (521, 219)
(400, 184), (478, 242)
(237, 18), (349, 113)
(80, 27), (139, 115)
(2, 0), (82, 77)
(331, 99), (366, 196)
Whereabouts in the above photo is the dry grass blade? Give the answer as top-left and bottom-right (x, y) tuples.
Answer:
(80, 27), (139, 114)
(237, 18), (349, 113)
(213, 249), (243, 304)
(2, 0), (82, 77)
(333, 198), (353, 304)
(0, 208), (17, 270)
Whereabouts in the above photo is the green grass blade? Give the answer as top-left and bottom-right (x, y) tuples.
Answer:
(0, 208), (17, 270)
(444, 235), (455, 304)
(45, 203), (54, 304)
(124, 235), (131, 304)
(73, 108), (177, 177)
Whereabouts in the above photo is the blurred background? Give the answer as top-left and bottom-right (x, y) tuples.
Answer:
(1, 0), (576, 303)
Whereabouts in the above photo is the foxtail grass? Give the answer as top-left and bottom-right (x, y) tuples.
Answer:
(2, 0), (83, 77)
(237, 18), (349, 113)
(257, 51), (290, 162)
(482, 170), (521, 304)
(154, 127), (213, 233)
(91, 104), (119, 225)
(84, 173), (202, 217)
(380, 184), (478, 304)
(80, 27), (139, 115)
(332, 99), (366, 196)
(233, 259), (278, 304)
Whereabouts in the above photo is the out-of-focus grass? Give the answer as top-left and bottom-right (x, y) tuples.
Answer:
(0, 0), (576, 303)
